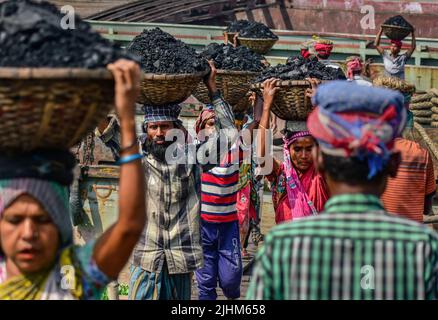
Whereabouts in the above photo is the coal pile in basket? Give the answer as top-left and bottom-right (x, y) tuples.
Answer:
(254, 56), (346, 83)
(236, 21), (278, 40)
(0, 0), (132, 68)
(226, 20), (251, 34)
(225, 20), (278, 54)
(127, 28), (208, 74)
(201, 43), (265, 72)
(126, 28), (209, 105)
(251, 56), (346, 121)
(0, 0), (128, 151)
(193, 43), (266, 111)
(383, 15), (414, 30)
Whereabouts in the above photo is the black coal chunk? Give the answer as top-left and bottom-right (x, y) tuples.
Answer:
(253, 56), (346, 83)
(201, 43), (265, 72)
(226, 20), (251, 33)
(0, 0), (134, 68)
(383, 15), (414, 31)
(127, 28), (209, 74)
(226, 20), (278, 40)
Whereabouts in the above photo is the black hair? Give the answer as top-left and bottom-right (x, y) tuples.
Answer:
(322, 153), (388, 185)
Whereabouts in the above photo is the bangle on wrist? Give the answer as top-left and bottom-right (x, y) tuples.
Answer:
(116, 153), (142, 165)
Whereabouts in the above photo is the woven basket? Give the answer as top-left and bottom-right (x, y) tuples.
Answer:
(0, 68), (114, 152)
(251, 80), (318, 121)
(138, 69), (209, 105)
(237, 37), (278, 54)
(432, 122), (438, 128)
(193, 69), (259, 110)
(432, 107), (438, 114)
(381, 24), (412, 41)
(432, 114), (438, 121)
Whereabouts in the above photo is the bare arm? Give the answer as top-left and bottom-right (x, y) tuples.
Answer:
(374, 27), (385, 55)
(92, 60), (146, 279)
(406, 29), (416, 59)
(198, 61), (238, 171)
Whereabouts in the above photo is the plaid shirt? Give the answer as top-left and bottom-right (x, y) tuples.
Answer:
(247, 194), (438, 300)
(130, 95), (236, 274)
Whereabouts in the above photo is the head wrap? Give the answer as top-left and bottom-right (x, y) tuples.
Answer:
(308, 81), (406, 179)
(314, 41), (333, 57)
(391, 40), (403, 48)
(346, 57), (363, 80)
(0, 179), (72, 249)
(194, 105), (215, 134)
(143, 104), (182, 124)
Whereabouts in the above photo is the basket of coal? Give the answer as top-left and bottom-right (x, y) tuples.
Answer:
(224, 20), (251, 45)
(250, 56), (346, 121)
(234, 21), (279, 54)
(127, 28), (209, 105)
(193, 44), (265, 111)
(0, 0), (135, 151)
(381, 15), (414, 41)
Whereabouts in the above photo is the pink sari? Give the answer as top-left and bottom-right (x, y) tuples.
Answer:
(269, 131), (329, 224)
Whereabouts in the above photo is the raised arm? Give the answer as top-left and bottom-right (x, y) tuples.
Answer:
(374, 27), (385, 55)
(257, 78), (280, 173)
(92, 59), (146, 279)
(406, 29), (416, 58)
(198, 61), (238, 170)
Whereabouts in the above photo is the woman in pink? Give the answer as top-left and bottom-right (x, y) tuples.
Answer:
(257, 78), (330, 224)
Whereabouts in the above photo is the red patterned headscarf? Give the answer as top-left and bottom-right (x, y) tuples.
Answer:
(391, 40), (403, 48)
(194, 107), (215, 134)
(314, 43), (333, 57)
(346, 57), (363, 80)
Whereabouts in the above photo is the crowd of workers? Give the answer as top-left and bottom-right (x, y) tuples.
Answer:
(1, 25), (437, 300)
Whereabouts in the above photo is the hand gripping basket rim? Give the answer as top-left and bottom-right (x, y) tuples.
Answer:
(250, 80), (323, 121)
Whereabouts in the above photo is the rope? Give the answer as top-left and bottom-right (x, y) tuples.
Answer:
(414, 122), (438, 161)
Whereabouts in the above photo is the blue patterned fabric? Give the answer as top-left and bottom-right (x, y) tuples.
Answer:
(143, 104), (182, 123)
(312, 80), (405, 115)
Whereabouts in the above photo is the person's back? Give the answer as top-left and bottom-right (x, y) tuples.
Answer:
(381, 138), (436, 222)
(248, 195), (438, 299)
(247, 81), (438, 300)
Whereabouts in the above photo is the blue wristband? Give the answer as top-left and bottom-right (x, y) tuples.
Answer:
(116, 153), (143, 165)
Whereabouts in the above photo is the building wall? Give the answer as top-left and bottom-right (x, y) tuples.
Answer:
(49, 0), (137, 17)
(236, 0), (438, 38)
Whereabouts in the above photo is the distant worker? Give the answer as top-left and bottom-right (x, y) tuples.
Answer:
(346, 56), (372, 87)
(374, 27), (416, 80)
(373, 76), (436, 223)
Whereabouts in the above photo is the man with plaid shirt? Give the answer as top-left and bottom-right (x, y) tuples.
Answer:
(99, 62), (237, 300)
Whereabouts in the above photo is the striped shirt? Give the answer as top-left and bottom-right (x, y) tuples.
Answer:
(247, 194), (438, 300)
(381, 138), (436, 222)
